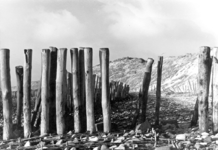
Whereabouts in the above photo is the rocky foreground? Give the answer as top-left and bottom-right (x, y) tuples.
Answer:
(1, 92), (216, 149)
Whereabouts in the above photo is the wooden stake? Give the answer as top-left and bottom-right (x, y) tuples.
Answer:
(23, 49), (32, 138)
(31, 78), (41, 129)
(56, 48), (67, 135)
(84, 47), (95, 133)
(0, 49), (13, 140)
(70, 48), (81, 133)
(190, 98), (198, 127)
(79, 48), (86, 132)
(198, 46), (212, 132)
(140, 58), (154, 123)
(41, 49), (51, 136)
(100, 48), (111, 132)
(155, 56), (163, 126)
(212, 47), (218, 133)
(49, 47), (57, 132)
(15, 66), (23, 127)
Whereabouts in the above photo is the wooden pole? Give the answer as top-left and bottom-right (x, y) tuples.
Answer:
(79, 48), (86, 132)
(155, 56), (163, 126)
(140, 58), (154, 123)
(212, 47), (218, 133)
(84, 47), (95, 133)
(23, 49), (32, 138)
(198, 46), (212, 132)
(70, 48), (81, 133)
(41, 49), (51, 136)
(100, 48), (111, 132)
(0, 49), (13, 140)
(49, 47), (57, 132)
(15, 66), (23, 128)
(31, 78), (41, 129)
(56, 48), (67, 135)
(190, 98), (198, 127)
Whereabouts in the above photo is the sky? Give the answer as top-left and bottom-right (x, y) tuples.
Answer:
(0, 0), (217, 85)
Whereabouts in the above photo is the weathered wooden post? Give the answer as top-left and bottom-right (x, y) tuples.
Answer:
(0, 49), (13, 140)
(190, 98), (198, 127)
(79, 48), (86, 132)
(56, 48), (67, 135)
(155, 56), (163, 126)
(31, 79), (41, 129)
(84, 47), (95, 133)
(70, 48), (81, 133)
(212, 47), (218, 133)
(140, 58), (154, 123)
(41, 49), (51, 136)
(23, 49), (32, 138)
(198, 46), (212, 132)
(100, 48), (111, 132)
(49, 47), (57, 132)
(15, 66), (23, 127)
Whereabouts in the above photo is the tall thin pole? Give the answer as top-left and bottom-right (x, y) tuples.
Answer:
(140, 58), (154, 123)
(41, 49), (51, 136)
(79, 48), (86, 132)
(0, 49), (13, 140)
(84, 47), (95, 133)
(100, 48), (111, 132)
(198, 46), (212, 132)
(23, 49), (32, 138)
(15, 66), (23, 128)
(70, 48), (81, 133)
(49, 47), (57, 132)
(56, 48), (67, 135)
(212, 47), (218, 133)
(155, 56), (163, 125)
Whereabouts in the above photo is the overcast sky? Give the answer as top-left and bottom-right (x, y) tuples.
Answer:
(0, 0), (217, 85)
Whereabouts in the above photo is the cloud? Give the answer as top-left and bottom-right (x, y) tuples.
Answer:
(33, 10), (85, 42)
(98, 0), (216, 56)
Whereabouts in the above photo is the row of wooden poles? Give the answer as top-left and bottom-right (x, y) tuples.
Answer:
(31, 74), (130, 129)
(0, 47), (116, 140)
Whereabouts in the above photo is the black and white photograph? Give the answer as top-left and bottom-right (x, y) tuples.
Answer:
(0, 0), (217, 149)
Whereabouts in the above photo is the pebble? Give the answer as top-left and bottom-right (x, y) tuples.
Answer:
(201, 132), (210, 137)
(56, 139), (63, 145)
(194, 143), (201, 149)
(203, 136), (212, 143)
(200, 142), (207, 146)
(176, 134), (186, 141)
(24, 141), (31, 147)
(115, 144), (125, 150)
(129, 130), (135, 135)
(89, 136), (99, 142)
(101, 145), (109, 150)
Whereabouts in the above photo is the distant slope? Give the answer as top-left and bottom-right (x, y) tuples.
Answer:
(93, 53), (198, 93)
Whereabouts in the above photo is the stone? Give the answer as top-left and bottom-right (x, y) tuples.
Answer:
(101, 144), (109, 150)
(115, 144), (126, 150)
(89, 136), (99, 142)
(176, 134), (186, 141)
(200, 142), (207, 146)
(56, 139), (63, 145)
(201, 132), (209, 137)
(194, 143), (201, 149)
(129, 130), (135, 135)
(203, 136), (212, 143)
(24, 141), (31, 147)
(135, 120), (151, 133)
(155, 146), (172, 150)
